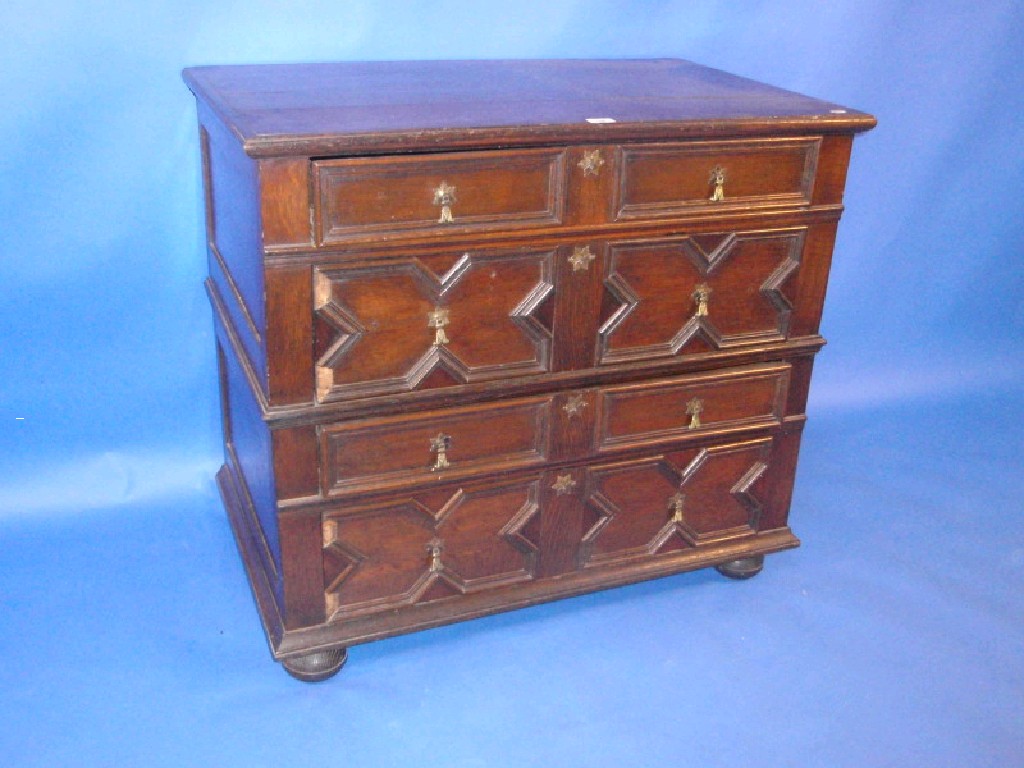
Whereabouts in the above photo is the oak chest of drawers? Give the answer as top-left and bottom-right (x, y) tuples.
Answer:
(183, 59), (875, 681)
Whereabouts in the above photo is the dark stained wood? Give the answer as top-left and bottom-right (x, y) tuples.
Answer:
(201, 103), (267, 388)
(217, 464), (285, 650)
(550, 388), (597, 461)
(187, 59), (874, 675)
(254, 317), (830, 431)
(789, 221), (841, 338)
(616, 137), (820, 219)
(259, 157), (312, 248)
(320, 396), (553, 495)
(215, 339), (232, 445)
(579, 437), (774, 567)
(269, 197), (847, 260)
(312, 249), (555, 401)
(598, 228), (807, 365)
(564, 145), (619, 227)
(271, 425), (319, 501)
(218, 320), (279, 576)
(596, 363), (789, 450)
(322, 477), (540, 620)
(182, 59), (875, 158)
(223, 449), (798, 653)
(552, 242), (604, 372)
(757, 427), (805, 532)
(265, 265), (313, 405)
(313, 149), (567, 244)
(536, 468), (586, 577)
(279, 508), (327, 629)
(784, 355), (816, 417)
(811, 135), (855, 206)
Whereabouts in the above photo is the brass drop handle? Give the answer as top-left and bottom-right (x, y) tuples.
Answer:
(668, 492), (686, 523)
(686, 397), (704, 430)
(428, 307), (451, 345)
(427, 538), (445, 572)
(433, 181), (457, 223)
(430, 433), (452, 471)
(709, 166), (725, 202)
(692, 284), (711, 317)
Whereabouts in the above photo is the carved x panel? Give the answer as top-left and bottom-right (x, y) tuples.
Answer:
(598, 229), (805, 365)
(322, 480), (540, 619)
(314, 250), (554, 400)
(578, 438), (772, 568)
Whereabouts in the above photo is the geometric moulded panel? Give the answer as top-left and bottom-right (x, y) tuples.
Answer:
(598, 229), (805, 366)
(322, 478), (541, 620)
(578, 437), (772, 568)
(315, 249), (555, 401)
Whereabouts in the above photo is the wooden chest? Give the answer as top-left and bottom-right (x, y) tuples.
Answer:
(183, 59), (875, 682)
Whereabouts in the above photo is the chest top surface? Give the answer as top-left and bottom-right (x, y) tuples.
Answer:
(182, 58), (875, 157)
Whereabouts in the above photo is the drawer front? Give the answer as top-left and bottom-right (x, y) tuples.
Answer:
(319, 434), (783, 622)
(596, 363), (789, 452)
(314, 148), (567, 243)
(615, 137), (819, 220)
(315, 363), (783, 498)
(598, 227), (806, 366)
(314, 248), (555, 401)
(322, 474), (542, 620)
(579, 435), (775, 568)
(321, 396), (552, 494)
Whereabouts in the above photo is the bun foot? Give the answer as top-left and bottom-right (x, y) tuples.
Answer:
(715, 555), (765, 580)
(281, 647), (348, 682)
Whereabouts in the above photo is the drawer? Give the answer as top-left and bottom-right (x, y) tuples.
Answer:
(615, 137), (819, 220)
(322, 473), (543, 620)
(314, 248), (556, 402)
(595, 363), (789, 452)
(598, 227), (807, 366)
(316, 363), (784, 497)
(313, 148), (567, 243)
(319, 433), (783, 623)
(579, 435), (776, 568)
(320, 396), (552, 494)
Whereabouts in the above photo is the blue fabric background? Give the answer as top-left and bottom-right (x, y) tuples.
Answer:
(2, 1), (1021, 765)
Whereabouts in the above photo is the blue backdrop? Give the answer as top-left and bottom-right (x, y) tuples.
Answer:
(2, 2), (1022, 766)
